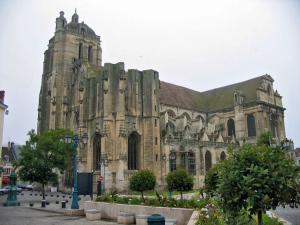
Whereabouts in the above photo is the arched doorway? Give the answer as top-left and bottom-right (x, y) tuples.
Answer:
(93, 133), (101, 171)
(205, 151), (212, 172)
(128, 132), (140, 170)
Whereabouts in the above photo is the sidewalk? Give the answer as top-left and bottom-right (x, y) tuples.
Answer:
(22, 201), (119, 225)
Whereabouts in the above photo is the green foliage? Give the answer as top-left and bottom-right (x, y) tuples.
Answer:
(204, 163), (223, 197)
(129, 169), (156, 200)
(15, 129), (72, 198)
(166, 169), (194, 200)
(197, 203), (226, 225)
(261, 214), (283, 225)
(96, 193), (207, 209)
(196, 202), (283, 225)
(257, 132), (272, 146)
(205, 134), (300, 224)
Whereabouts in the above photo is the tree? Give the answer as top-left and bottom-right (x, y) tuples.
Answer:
(205, 137), (300, 225)
(14, 129), (72, 200)
(129, 169), (156, 201)
(166, 169), (194, 200)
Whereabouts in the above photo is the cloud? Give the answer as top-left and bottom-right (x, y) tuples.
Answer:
(0, 0), (299, 146)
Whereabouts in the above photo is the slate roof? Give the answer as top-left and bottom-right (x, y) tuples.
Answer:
(1, 143), (21, 162)
(159, 75), (273, 113)
(1, 147), (15, 162)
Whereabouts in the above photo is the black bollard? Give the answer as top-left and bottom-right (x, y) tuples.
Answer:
(61, 201), (66, 209)
(41, 200), (46, 208)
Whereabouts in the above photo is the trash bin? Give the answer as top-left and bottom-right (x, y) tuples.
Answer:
(147, 214), (165, 225)
(61, 201), (66, 209)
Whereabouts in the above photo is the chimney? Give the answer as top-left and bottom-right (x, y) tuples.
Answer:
(0, 91), (4, 104)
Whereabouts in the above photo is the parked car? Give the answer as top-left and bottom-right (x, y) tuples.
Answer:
(17, 184), (33, 191)
(25, 184), (33, 191)
(3, 186), (22, 193)
(0, 188), (8, 195)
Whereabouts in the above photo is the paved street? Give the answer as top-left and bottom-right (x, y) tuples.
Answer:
(274, 206), (300, 225)
(0, 191), (119, 225)
(1, 190), (300, 225)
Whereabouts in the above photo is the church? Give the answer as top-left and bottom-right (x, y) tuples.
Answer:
(38, 11), (286, 191)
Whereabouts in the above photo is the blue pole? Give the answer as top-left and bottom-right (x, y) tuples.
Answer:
(71, 135), (79, 209)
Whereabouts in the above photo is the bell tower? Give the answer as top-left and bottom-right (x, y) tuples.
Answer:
(38, 11), (102, 133)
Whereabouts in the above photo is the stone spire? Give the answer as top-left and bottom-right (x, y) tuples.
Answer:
(71, 9), (79, 23)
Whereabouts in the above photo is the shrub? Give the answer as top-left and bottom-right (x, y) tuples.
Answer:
(95, 193), (207, 209)
(129, 169), (156, 201)
(166, 169), (194, 200)
(204, 136), (300, 225)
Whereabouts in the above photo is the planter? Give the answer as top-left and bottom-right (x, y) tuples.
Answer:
(136, 214), (150, 225)
(83, 201), (193, 225)
(86, 209), (101, 221)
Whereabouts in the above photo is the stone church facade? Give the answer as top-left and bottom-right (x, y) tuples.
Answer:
(38, 11), (286, 191)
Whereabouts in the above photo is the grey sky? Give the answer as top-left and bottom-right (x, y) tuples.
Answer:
(0, 0), (299, 147)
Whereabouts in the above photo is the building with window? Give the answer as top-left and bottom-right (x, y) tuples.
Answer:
(38, 11), (287, 191)
(295, 148), (300, 166)
(0, 91), (8, 188)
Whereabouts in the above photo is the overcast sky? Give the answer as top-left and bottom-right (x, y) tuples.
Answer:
(0, 0), (299, 147)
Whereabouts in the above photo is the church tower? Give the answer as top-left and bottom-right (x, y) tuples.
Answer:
(38, 10), (102, 133)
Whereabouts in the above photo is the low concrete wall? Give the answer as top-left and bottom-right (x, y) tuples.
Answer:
(83, 201), (194, 225)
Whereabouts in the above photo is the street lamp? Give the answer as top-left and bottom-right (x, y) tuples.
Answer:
(64, 133), (88, 209)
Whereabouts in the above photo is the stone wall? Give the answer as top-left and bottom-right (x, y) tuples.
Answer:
(83, 201), (194, 225)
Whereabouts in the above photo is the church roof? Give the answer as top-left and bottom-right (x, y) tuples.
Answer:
(65, 21), (97, 37)
(160, 75), (272, 112)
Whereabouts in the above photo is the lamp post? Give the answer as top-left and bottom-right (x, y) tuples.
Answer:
(65, 133), (88, 209)
(168, 152), (176, 199)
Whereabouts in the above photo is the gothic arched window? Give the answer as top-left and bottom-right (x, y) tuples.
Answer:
(220, 151), (226, 161)
(227, 118), (235, 137)
(180, 152), (186, 169)
(270, 114), (277, 137)
(93, 133), (101, 171)
(128, 132), (139, 170)
(188, 152), (196, 175)
(205, 151), (212, 172)
(247, 114), (256, 137)
(169, 152), (176, 172)
(88, 45), (93, 62)
(78, 43), (83, 59)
